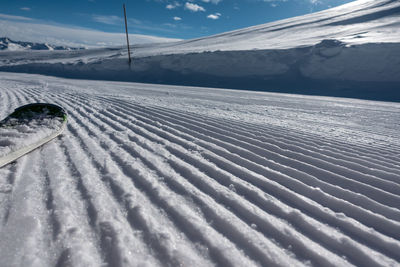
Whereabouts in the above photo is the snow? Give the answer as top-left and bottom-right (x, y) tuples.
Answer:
(0, 20), (181, 48)
(0, 116), (64, 157)
(0, 0), (400, 265)
(0, 37), (81, 51)
(0, 0), (399, 101)
(0, 72), (400, 266)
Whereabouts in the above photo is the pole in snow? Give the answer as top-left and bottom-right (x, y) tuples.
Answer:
(123, 3), (132, 65)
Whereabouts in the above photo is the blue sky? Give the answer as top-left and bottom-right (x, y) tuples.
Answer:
(1, 0), (356, 40)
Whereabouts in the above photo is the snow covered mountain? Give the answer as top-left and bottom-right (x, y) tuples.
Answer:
(0, 37), (83, 51)
(0, 0), (399, 101)
(154, 0), (400, 51)
(0, 19), (181, 48)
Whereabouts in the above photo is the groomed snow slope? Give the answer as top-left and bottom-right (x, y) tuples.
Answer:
(0, 72), (400, 267)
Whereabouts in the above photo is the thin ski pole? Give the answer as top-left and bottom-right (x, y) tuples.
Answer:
(123, 3), (132, 64)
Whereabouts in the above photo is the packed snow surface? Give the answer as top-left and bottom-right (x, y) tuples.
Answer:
(0, 72), (399, 266)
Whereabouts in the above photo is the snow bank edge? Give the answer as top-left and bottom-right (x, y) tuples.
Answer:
(1, 41), (399, 102)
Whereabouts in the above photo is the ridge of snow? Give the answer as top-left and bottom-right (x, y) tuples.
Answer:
(0, 0), (399, 101)
(0, 37), (82, 51)
(146, 0), (400, 52)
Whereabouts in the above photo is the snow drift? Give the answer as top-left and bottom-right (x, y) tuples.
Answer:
(1, 0), (400, 101)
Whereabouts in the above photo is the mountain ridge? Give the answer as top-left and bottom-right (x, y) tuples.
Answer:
(0, 37), (83, 51)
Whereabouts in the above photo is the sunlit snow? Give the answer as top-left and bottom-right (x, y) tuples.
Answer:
(0, 0), (400, 266)
(0, 72), (399, 266)
(1, 0), (399, 101)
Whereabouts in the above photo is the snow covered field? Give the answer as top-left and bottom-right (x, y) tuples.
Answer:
(0, 72), (399, 266)
(1, 0), (399, 101)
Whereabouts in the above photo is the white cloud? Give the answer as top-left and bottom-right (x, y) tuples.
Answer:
(260, 0), (321, 7)
(0, 13), (33, 21)
(166, 2), (181, 9)
(261, 0), (288, 2)
(20, 7), (31, 11)
(173, 16), (182, 21)
(201, 0), (222, 4)
(92, 15), (123, 25)
(207, 12), (221, 20)
(184, 2), (205, 12)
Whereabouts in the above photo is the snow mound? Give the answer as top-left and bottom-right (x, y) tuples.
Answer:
(0, 0), (399, 101)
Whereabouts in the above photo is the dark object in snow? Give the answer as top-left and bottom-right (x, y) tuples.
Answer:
(1, 103), (67, 126)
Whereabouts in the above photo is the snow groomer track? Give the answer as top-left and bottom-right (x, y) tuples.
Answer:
(0, 72), (400, 267)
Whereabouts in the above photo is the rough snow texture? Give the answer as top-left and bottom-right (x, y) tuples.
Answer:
(1, 0), (399, 101)
(0, 116), (64, 157)
(0, 72), (399, 267)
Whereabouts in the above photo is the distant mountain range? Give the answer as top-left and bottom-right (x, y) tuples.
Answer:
(0, 37), (84, 51)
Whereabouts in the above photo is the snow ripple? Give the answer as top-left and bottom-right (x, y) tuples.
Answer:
(0, 73), (400, 267)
